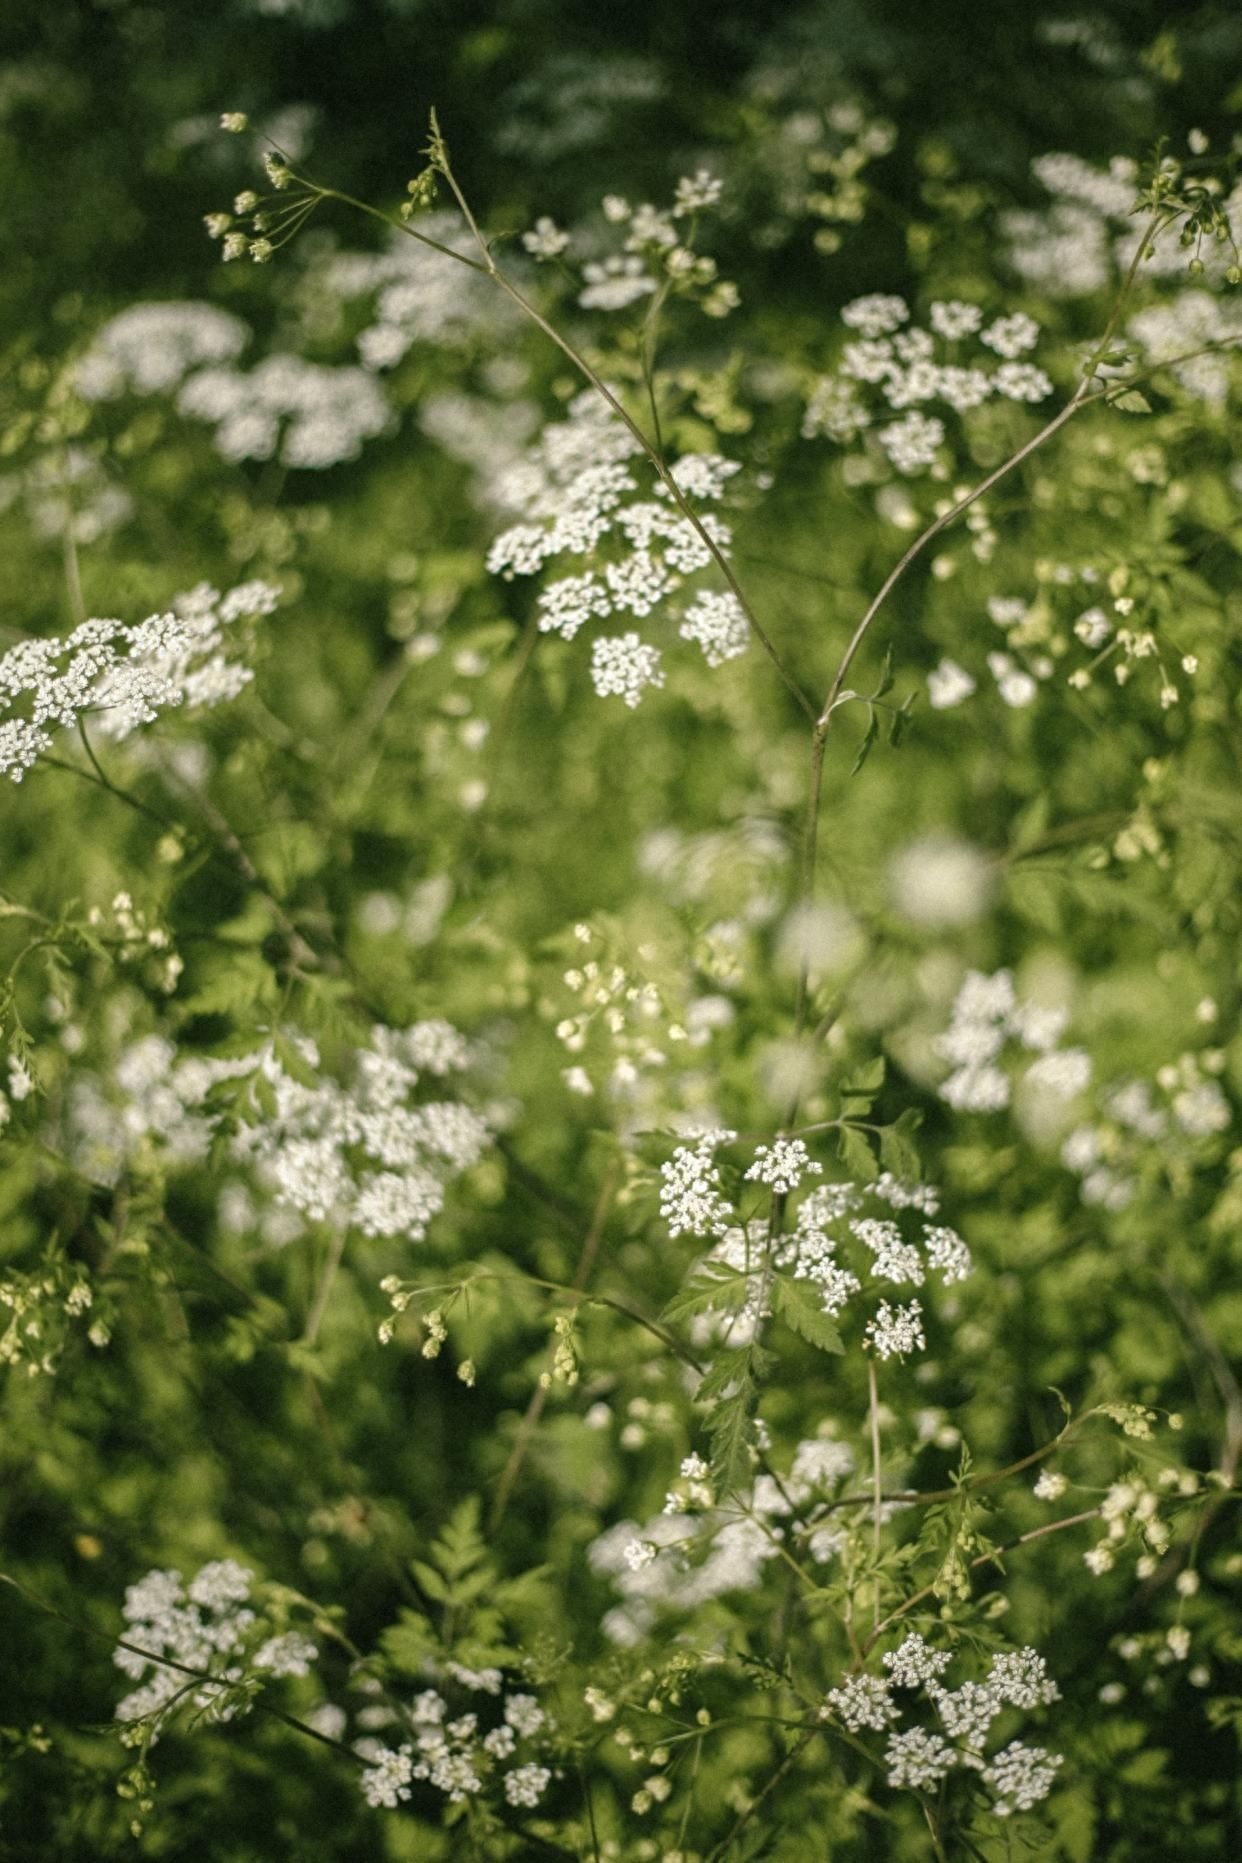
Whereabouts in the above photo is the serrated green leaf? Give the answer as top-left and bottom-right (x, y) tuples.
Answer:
(773, 1277), (844, 1353)
(661, 1263), (750, 1327)
(878, 1108), (922, 1180)
(695, 1346), (757, 1405)
(874, 644), (895, 700)
(843, 1056), (885, 1095)
(411, 1560), (451, 1603)
(708, 1387), (756, 1492)
(836, 1123), (877, 1181)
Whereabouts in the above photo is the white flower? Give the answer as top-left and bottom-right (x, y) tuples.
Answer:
(679, 590), (749, 667)
(504, 1693), (546, 1736)
(865, 1299), (926, 1359)
(994, 361), (1054, 402)
(929, 300), (983, 339)
(604, 551), (672, 617)
(504, 1763), (551, 1808)
(841, 294), (910, 338)
(883, 1633), (954, 1689)
(667, 452), (741, 501)
(923, 1225), (972, 1283)
(982, 1741), (1062, 1815)
(929, 1680), (1001, 1750)
(878, 411), (944, 473)
(824, 1674), (899, 1732)
(537, 573), (613, 640)
(745, 1138), (822, 1195)
(360, 1745), (415, 1809)
(1026, 1048), (1092, 1098)
(981, 313), (1041, 358)
(885, 1726), (957, 1790)
(987, 651), (1038, 707)
(889, 834), (993, 927)
(987, 1648), (1061, 1710)
(590, 633), (665, 708)
(1033, 1469), (1068, 1500)
(673, 169), (723, 215)
(75, 303), (249, 402)
(927, 658), (976, 710)
(852, 1217), (925, 1286)
(579, 256), (658, 311)
(254, 1632), (317, 1677)
(522, 216), (570, 260)
(659, 1133), (736, 1238)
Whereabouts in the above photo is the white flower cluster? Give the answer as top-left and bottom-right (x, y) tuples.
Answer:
(659, 1128), (738, 1238)
(0, 446), (133, 546)
(936, 969), (1090, 1114)
(318, 215), (518, 370)
(1002, 151), (1139, 299)
(577, 179), (737, 317)
(113, 1560), (315, 1735)
(825, 1638), (1061, 1818)
(932, 574), (1201, 717)
(1006, 148), (1242, 301)
(590, 1434), (846, 1641)
(1061, 1051), (1231, 1211)
(355, 1682), (551, 1815)
(669, 1159), (970, 1362)
(1002, 149), (1242, 399)
(0, 1256), (99, 1376)
(485, 388), (747, 704)
(68, 1020), (489, 1252)
(0, 579), (274, 783)
(1128, 290), (1242, 406)
(743, 1136), (823, 1194)
(782, 1174), (969, 1360)
(803, 296), (1054, 473)
(75, 302), (250, 400)
(178, 353), (392, 468)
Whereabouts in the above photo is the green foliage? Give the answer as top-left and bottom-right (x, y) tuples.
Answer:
(1, 2), (1242, 1859)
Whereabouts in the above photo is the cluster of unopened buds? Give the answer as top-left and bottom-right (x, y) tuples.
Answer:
(208, 118), (316, 263)
(541, 1312), (580, 1389)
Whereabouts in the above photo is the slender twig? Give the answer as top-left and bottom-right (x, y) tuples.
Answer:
(489, 1158), (620, 1532)
(301, 1226), (348, 1348)
(703, 1724), (821, 1863)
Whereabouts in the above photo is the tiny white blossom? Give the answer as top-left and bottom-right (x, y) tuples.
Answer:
(866, 1299), (925, 1358)
(504, 1763), (551, 1807)
(673, 169), (724, 215)
(982, 1741), (1062, 1815)
(929, 299), (983, 339)
(883, 1633), (954, 1689)
(927, 658), (976, 710)
(745, 1138), (823, 1195)
(981, 313), (1041, 358)
(679, 590), (749, 667)
(885, 1726), (957, 1790)
(590, 633), (665, 708)
(825, 1674), (899, 1732)
(522, 216), (570, 260)
(842, 294), (910, 338)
